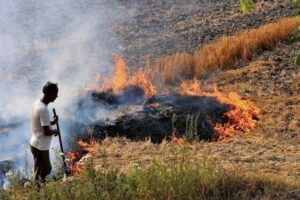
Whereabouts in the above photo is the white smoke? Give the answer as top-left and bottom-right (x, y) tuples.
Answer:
(0, 0), (136, 183)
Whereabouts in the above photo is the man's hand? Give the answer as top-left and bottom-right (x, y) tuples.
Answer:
(43, 126), (59, 136)
(51, 115), (59, 125)
(52, 129), (60, 137)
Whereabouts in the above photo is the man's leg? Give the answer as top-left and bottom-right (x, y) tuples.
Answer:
(30, 145), (52, 183)
(30, 145), (41, 182)
(39, 150), (52, 181)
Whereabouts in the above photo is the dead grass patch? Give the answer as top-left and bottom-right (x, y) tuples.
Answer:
(77, 134), (300, 180)
(151, 16), (300, 83)
(223, 60), (274, 79)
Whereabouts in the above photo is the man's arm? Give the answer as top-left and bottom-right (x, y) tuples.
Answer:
(43, 126), (59, 136)
(39, 107), (59, 136)
(50, 115), (59, 126)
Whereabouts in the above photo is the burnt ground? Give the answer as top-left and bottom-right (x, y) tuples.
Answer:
(76, 0), (300, 181)
(88, 93), (229, 142)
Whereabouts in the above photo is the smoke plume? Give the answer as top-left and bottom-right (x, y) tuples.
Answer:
(0, 0), (135, 182)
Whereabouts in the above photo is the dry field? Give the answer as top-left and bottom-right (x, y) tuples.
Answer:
(76, 1), (300, 184)
(1, 1), (300, 199)
(79, 55), (300, 183)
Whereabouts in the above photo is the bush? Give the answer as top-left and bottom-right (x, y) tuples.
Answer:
(240, 0), (254, 14)
(292, 0), (300, 8)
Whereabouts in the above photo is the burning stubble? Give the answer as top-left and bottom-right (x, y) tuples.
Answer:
(64, 55), (261, 175)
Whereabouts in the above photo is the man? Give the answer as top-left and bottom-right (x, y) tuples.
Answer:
(30, 82), (59, 182)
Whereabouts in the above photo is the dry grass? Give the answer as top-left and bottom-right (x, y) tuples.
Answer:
(80, 135), (300, 182)
(151, 16), (300, 83)
(3, 140), (299, 199)
(219, 59), (300, 140)
(151, 52), (194, 84)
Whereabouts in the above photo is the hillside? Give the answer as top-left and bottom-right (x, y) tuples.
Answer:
(1, 0), (300, 199)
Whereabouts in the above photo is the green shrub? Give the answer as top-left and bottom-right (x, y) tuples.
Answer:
(291, 0), (300, 15)
(240, 0), (254, 14)
(292, 0), (300, 8)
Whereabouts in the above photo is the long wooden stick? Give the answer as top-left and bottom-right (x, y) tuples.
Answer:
(53, 108), (68, 177)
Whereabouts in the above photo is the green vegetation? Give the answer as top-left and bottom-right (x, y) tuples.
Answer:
(184, 114), (200, 142)
(1, 148), (299, 200)
(291, 0), (300, 16)
(292, 0), (300, 8)
(292, 51), (300, 65)
(291, 28), (300, 65)
(291, 27), (300, 42)
(240, 0), (254, 14)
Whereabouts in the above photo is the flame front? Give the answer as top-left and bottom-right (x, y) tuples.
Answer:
(66, 151), (82, 175)
(77, 139), (96, 153)
(112, 55), (128, 93)
(84, 56), (260, 140)
(128, 68), (157, 98)
(180, 79), (260, 138)
(66, 139), (97, 175)
(84, 55), (156, 98)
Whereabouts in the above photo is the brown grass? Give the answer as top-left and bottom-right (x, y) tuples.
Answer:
(151, 16), (300, 83)
(151, 52), (194, 84)
(80, 135), (300, 182)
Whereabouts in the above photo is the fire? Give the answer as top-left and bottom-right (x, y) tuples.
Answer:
(170, 131), (184, 145)
(83, 56), (260, 141)
(127, 68), (157, 98)
(112, 55), (128, 93)
(179, 79), (205, 96)
(67, 151), (79, 161)
(77, 139), (96, 153)
(66, 139), (97, 175)
(66, 151), (82, 175)
(84, 55), (156, 98)
(180, 79), (260, 138)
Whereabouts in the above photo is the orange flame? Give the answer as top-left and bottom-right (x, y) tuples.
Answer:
(179, 79), (205, 96)
(112, 55), (128, 93)
(66, 139), (97, 175)
(128, 68), (157, 98)
(180, 79), (260, 138)
(84, 55), (156, 98)
(84, 56), (260, 140)
(170, 131), (185, 145)
(77, 139), (96, 153)
(66, 151), (79, 161)
(66, 151), (82, 175)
